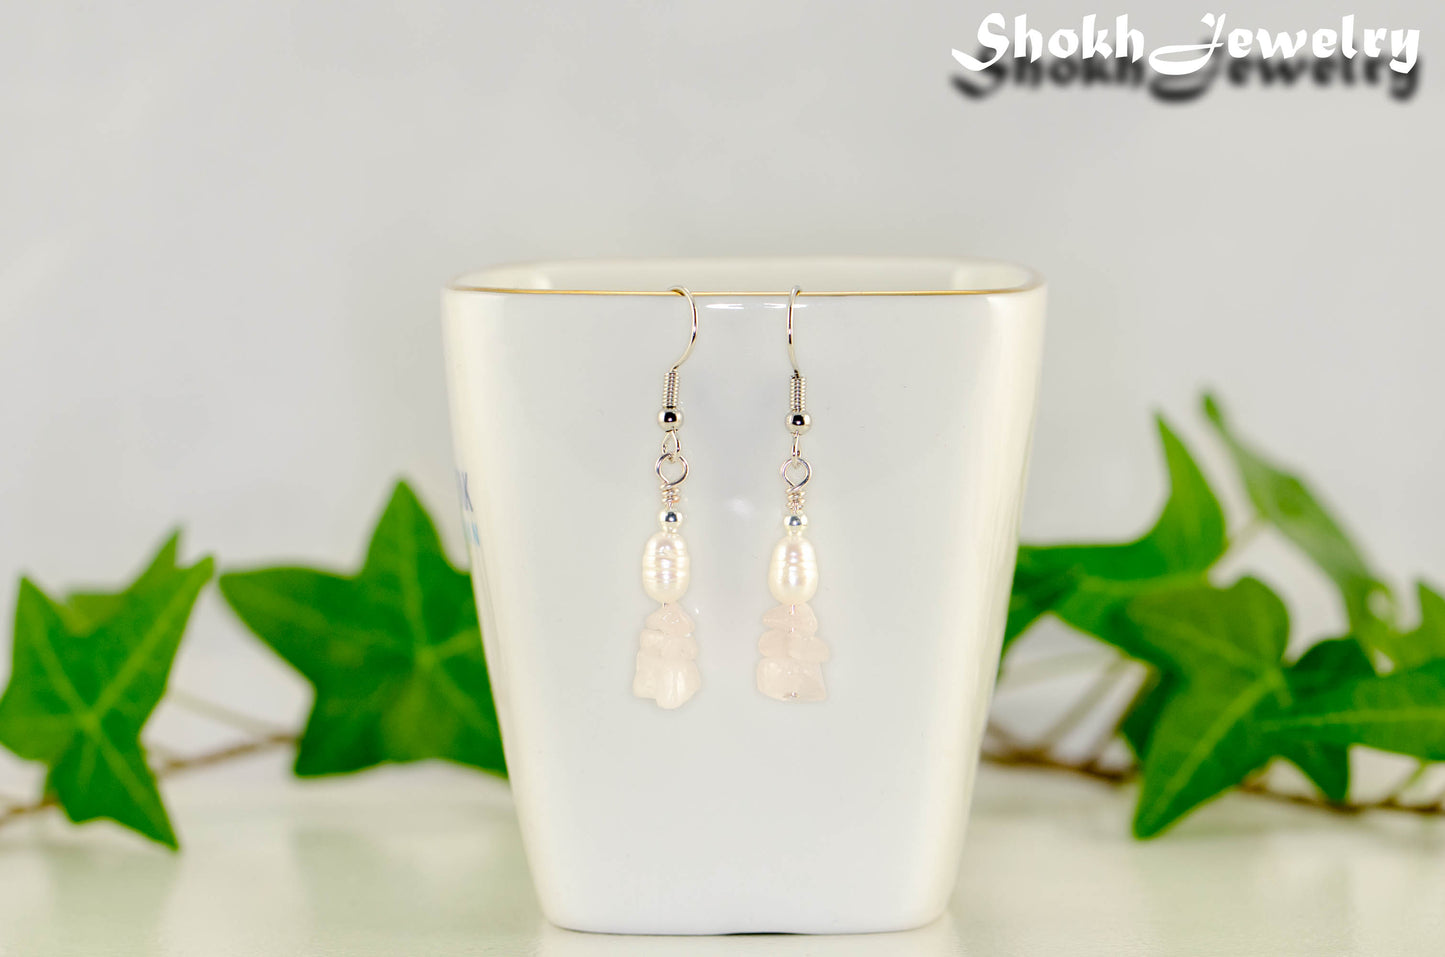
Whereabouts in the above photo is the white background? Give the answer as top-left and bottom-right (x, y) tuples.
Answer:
(1, 1), (1442, 744)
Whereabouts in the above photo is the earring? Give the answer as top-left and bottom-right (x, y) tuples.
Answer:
(757, 287), (830, 702)
(634, 287), (702, 710)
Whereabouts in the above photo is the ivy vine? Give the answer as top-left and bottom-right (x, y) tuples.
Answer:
(1, 394), (1441, 846)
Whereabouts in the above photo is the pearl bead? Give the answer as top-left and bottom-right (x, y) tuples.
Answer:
(641, 531), (690, 603)
(767, 532), (818, 604)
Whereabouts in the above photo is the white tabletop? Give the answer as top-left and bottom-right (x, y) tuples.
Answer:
(1, 753), (1440, 956)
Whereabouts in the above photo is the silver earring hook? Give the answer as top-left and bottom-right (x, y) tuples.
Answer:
(668, 286), (699, 371)
(786, 285), (802, 374)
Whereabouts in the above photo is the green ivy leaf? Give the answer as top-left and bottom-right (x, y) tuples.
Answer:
(1005, 416), (1237, 828)
(1126, 579), (1292, 836)
(1265, 661), (1445, 761)
(55, 535), (183, 636)
(1003, 553), (1077, 650)
(1202, 394), (1396, 659)
(1126, 576), (1286, 675)
(1120, 669), (1173, 759)
(218, 481), (505, 778)
(0, 534), (212, 848)
(1275, 637), (1375, 803)
(1125, 582), (1376, 827)
(1133, 668), (1284, 838)
(1008, 416), (1227, 659)
(1037, 416), (1226, 581)
(1001, 397), (1445, 834)
(1389, 583), (1445, 671)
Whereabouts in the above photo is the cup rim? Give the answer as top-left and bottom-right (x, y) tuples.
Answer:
(446, 256), (1044, 297)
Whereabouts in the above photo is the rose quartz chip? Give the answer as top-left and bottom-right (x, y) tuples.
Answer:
(646, 603), (695, 637)
(756, 602), (829, 701)
(789, 633), (831, 663)
(761, 602), (817, 635)
(636, 604), (699, 708)
(758, 629), (792, 658)
(659, 636), (698, 661)
(632, 651), (660, 698)
(756, 657), (826, 702)
(653, 660), (701, 710)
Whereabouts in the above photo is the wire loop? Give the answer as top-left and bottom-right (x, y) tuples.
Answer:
(780, 454), (811, 490)
(656, 452), (689, 490)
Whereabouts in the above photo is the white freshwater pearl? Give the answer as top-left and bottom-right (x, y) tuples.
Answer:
(767, 532), (818, 604)
(641, 531), (690, 603)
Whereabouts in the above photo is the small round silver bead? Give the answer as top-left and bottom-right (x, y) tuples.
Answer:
(658, 408), (684, 430)
(658, 509), (684, 530)
(786, 412), (812, 435)
(784, 512), (808, 530)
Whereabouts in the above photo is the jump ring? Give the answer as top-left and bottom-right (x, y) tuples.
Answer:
(780, 455), (811, 490)
(656, 452), (689, 489)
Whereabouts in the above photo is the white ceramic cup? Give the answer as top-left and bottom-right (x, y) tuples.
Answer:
(441, 257), (1046, 935)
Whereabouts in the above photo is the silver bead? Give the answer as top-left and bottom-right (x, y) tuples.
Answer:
(658, 408), (684, 430)
(784, 512), (808, 529)
(658, 508), (684, 530)
(786, 412), (811, 435)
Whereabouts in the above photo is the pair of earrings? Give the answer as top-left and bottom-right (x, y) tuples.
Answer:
(633, 287), (829, 710)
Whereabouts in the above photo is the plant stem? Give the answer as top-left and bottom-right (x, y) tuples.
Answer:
(4, 683), (1440, 835)
(985, 720), (1030, 752)
(982, 745), (1135, 784)
(998, 649), (1122, 690)
(0, 731), (296, 829)
(1228, 515), (1265, 553)
(150, 731), (296, 776)
(1077, 681), (1140, 767)
(1382, 760), (1430, 802)
(0, 794), (57, 825)
(1030, 658), (1130, 754)
(166, 688), (292, 737)
(981, 740), (1445, 820)
(143, 742), (186, 764)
